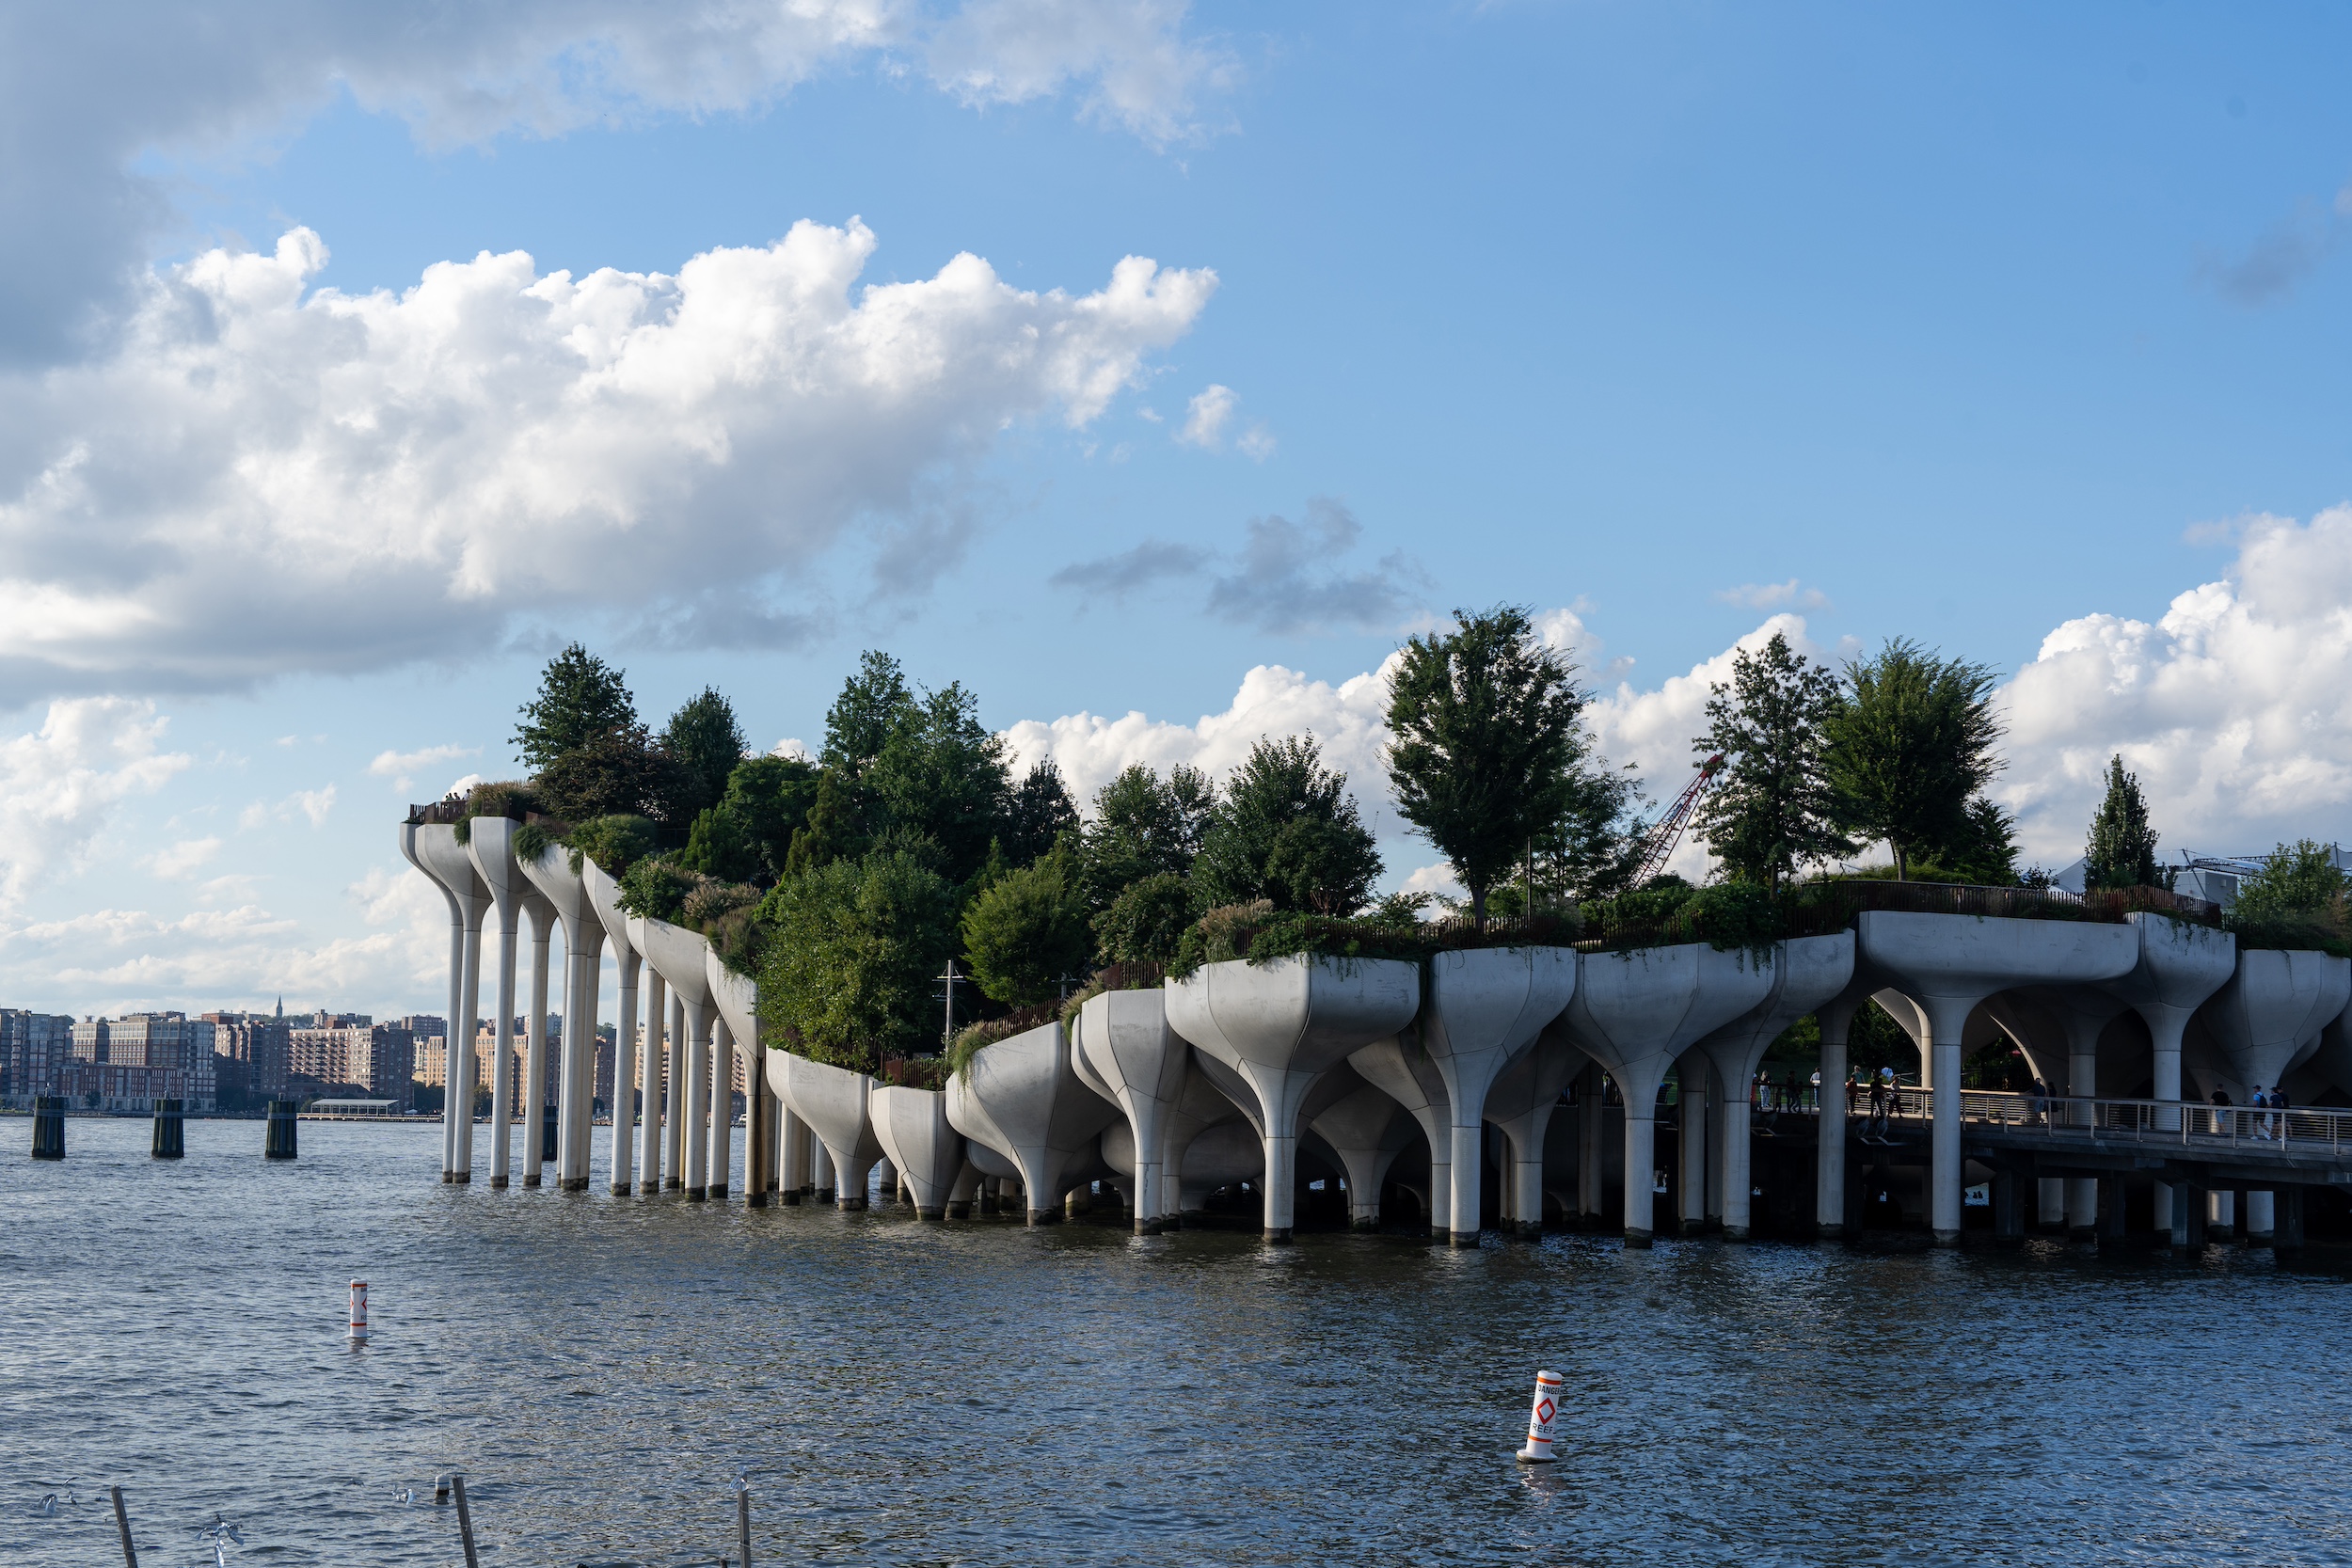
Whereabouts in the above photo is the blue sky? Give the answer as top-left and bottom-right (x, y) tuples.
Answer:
(7, 2), (2352, 1020)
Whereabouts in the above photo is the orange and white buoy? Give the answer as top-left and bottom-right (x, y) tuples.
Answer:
(348, 1279), (372, 1342)
(1516, 1369), (1563, 1463)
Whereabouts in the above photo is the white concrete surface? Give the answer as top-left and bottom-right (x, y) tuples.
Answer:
(1691, 933), (1855, 1240)
(1071, 989), (1191, 1234)
(945, 1022), (1120, 1226)
(871, 1085), (965, 1219)
(1416, 947), (1578, 1245)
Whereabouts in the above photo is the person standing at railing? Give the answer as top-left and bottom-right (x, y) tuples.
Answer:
(1845, 1072), (1861, 1115)
(1867, 1075), (1887, 1137)
(1809, 1069), (1821, 1111)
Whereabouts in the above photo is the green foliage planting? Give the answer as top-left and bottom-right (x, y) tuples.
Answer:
(534, 722), (683, 826)
(1385, 604), (1600, 921)
(961, 850), (1092, 1007)
(1691, 630), (1851, 891)
(757, 847), (960, 1070)
(1003, 759), (1080, 865)
(2228, 839), (2351, 956)
(1820, 639), (2004, 880)
(866, 681), (1013, 887)
(511, 822), (553, 863)
(515, 643), (638, 772)
(616, 855), (700, 923)
(821, 649), (914, 777)
(450, 780), (543, 844)
(1166, 897), (1574, 980)
(1078, 763), (1214, 913)
(567, 814), (659, 877)
(1193, 736), (1382, 915)
(2084, 755), (2174, 891)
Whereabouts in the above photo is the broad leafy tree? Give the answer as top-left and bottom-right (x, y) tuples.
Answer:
(1385, 605), (1594, 921)
(1690, 631), (1851, 890)
(532, 723), (680, 824)
(2232, 839), (2345, 924)
(514, 643), (637, 771)
(2083, 754), (2170, 890)
(961, 850), (1092, 1006)
(1092, 872), (1200, 966)
(1820, 639), (2003, 880)
(1195, 736), (1381, 915)
(1080, 762), (1216, 911)
(820, 650), (913, 777)
(866, 681), (1013, 887)
(757, 847), (959, 1069)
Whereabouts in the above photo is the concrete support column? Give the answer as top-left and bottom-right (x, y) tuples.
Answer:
(436, 895), (463, 1181)
(482, 907), (515, 1189)
(557, 927), (600, 1191)
(663, 993), (686, 1187)
(745, 1062), (771, 1207)
(706, 1018), (733, 1200)
(2038, 1179), (2065, 1229)
(782, 1109), (810, 1204)
(1677, 1061), (1708, 1236)
(2245, 1190), (2276, 1245)
(2148, 1009), (2185, 1243)
(450, 908), (485, 1185)
(2276, 1185), (2305, 1251)
(1816, 999), (1853, 1239)
(2209, 1189), (2235, 1241)
(1579, 1065), (1604, 1225)
(683, 1007), (710, 1199)
(2066, 1039), (2099, 1240)
(1919, 997), (1968, 1245)
(637, 969), (665, 1193)
(814, 1142), (836, 1204)
(610, 952), (639, 1195)
(1623, 1107), (1658, 1246)
(523, 903), (552, 1188)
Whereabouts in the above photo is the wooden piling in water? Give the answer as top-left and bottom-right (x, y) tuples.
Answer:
(452, 1473), (480, 1568)
(31, 1095), (65, 1160)
(264, 1100), (299, 1160)
(151, 1098), (184, 1159)
(110, 1484), (136, 1566)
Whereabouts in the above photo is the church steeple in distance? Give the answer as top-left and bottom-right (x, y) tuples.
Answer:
(275, 995), (283, 1021)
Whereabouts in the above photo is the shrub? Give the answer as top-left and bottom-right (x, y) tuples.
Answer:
(961, 854), (1090, 1007)
(450, 780), (541, 844)
(617, 856), (700, 923)
(1092, 872), (1199, 968)
(568, 814), (660, 878)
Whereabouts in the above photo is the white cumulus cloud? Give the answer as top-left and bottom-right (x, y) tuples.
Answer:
(0, 221), (1215, 697)
(0, 698), (192, 909)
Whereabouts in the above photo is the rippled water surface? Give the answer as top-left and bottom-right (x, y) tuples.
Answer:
(5, 1117), (2351, 1566)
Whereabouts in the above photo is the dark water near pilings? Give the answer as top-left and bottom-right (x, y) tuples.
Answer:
(5, 1118), (2350, 1567)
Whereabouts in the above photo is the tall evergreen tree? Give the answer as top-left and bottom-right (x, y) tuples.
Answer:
(1690, 631), (1851, 890)
(2083, 754), (2170, 890)
(865, 681), (1012, 887)
(1003, 759), (1079, 864)
(820, 650), (914, 777)
(1820, 639), (2004, 879)
(514, 643), (636, 771)
(1195, 736), (1381, 915)
(1385, 605), (1593, 921)
(660, 687), (748, 826)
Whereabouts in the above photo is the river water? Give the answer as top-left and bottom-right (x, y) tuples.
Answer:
(4, 1116), (2349, 1567)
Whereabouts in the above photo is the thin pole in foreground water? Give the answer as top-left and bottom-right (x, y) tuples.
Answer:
(737, 1475), (753, 1567)
(110, 1484), (136, 1565)
(451, 1473), (479, 1568)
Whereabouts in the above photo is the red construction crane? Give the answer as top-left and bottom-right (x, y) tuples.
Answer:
(1630, 753), (1725, 888)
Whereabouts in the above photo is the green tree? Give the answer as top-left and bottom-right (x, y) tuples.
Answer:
(660, 687), (747, 826)
(533, 723), (681, 824)
(785, 769), (861, 877)
(1195, 736), (1382, 915)
(568, 814), (660, 876)
(1690, 631), (1851, 891)
(1003, 759), (1079, 864)
(2083, 754), (2171, 890)
(2233, 839), (2346, 925)
(961, 851), (1092, 1006)
(514, 643), (637, 771)
(821, 650), (914, 777)
(1080, 763), (1216, 911)
(757, 848), (959, 1069)
(1820, 639), (2004, 880)
(1092, 872), (1200, 967)
(681, 754), (818, 883)
(1385, 605), (1598, 921)
(865, 681), (1012, 886)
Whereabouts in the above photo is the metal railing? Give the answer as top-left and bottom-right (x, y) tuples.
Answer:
(1820, 1085), (2352, 1156)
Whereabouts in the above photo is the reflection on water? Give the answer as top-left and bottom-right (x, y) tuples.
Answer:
(3, 1116), (2348, 1566)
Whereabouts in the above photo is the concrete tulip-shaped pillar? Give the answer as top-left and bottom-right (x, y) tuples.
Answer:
(1987, 986), (2127, 1238)
(771, 1052), (886, 1209)
(1480, 1017), (1588, 1239)
(463, 814), (532, 1189)
(1859, 911), (2137, 1245)
(1562, 944), (1775, 1246)
(582, 861), (641, 1195)
(946, 1023), (1120, 1226)
(1152, 1057), (1255, 1223)
(633, 915), (715, 1198)
(871, 1086), (965, 1219)
(2201, 949), (2350, 1243)
(521, 885), (556, 1186)
(1175, 1120), (1266, 1213)
(1070, 990), (1191, 1234)
(405, 822), (487, 1184)
(518, 840), (604, 1192)
(1168, 956), (1421, 1243)
(1691, 933), (1855, 1242)
(1349, 1032), (1453, 1234)
(1308, 1075), (1421, 1229)
(2100, 913), (2235, 1241)
(1416, 946), (1577, 1245)
(706, 950), (764, 1203)
(637, 964), (666, 1192)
